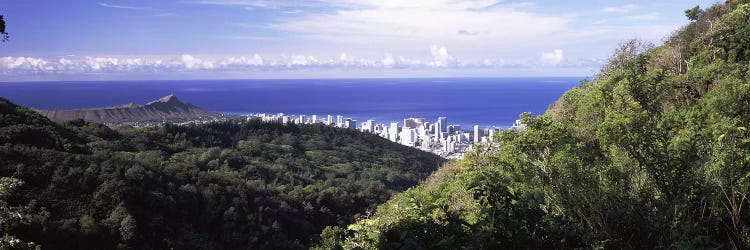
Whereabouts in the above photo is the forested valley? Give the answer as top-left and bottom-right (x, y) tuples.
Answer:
(0, 98), (443, 249)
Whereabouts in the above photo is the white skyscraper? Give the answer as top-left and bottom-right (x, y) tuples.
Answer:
(435, 117), (447, 140)
(400, 128), (417, 147)
(389, 122), (399, 142)
(327, 115), (334, 126)
(362, 119), (375, 132)
(337, 115), (344, 128)
(312, 115), (317, 124)
(473, 125), (480, 144)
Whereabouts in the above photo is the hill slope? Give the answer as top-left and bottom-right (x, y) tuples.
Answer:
(0, 98), (444, 249)
(34, 94), (220, 125)
(318, 1), (750, 249)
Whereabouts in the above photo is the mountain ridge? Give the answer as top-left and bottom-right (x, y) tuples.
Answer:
(33, 94), (221, 125)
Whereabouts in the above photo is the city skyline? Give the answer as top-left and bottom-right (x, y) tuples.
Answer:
(246, 111), (524, 158)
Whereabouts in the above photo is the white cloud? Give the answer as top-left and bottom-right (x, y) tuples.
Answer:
(339, 52), (352, 62)
(181, 54), (216, 70)
(289, 55), (319, 66)
(191, 0), (361, 9)
(540, 49), (564, 66)
(220, 54), (264, 67)
(381, 54), (396, 67)
(98, 2), (156, 11)
(429, 45), (456, 67)
(189, 0), (678, 67)
(0, 57), (52, 71)
(268, 1), (569, 42)
(86, 57), (118, 71)
(281, 9), (304, 14)
(508, 2), (535, 8)
(214, 0), (571, 62)
(602, 4), (639, 13)
(58, 58), (73, 66)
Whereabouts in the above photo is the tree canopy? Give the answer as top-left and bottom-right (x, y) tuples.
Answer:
(0, 15), (8, 42)
(685, 5), (704, 21)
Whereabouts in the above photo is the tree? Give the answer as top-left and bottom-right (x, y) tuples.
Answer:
(0, 14), (7, 42)
(0, 178), (39, 250)
(685, 5), (703, 21)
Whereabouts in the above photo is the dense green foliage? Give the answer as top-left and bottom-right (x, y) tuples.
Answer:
(0, 14), (7, 42)
(319, 1), (750, 249)
(0, 98), (443, 249)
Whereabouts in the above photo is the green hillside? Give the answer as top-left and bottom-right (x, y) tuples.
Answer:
(0, 98), (444, 249)
(318, 1), (750, 249)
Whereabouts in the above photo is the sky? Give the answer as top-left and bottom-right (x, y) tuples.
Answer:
(0, 0), (718, 81)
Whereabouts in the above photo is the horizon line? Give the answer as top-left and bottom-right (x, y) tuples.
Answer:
(0, 75), (591, 83)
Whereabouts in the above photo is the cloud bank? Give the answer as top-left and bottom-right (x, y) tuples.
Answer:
(0, 46), (603, 77)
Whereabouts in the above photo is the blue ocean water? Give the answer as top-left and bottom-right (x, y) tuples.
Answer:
(0, 77), (581, 128)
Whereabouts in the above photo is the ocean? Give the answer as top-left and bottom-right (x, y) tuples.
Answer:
(0, 77), (582, 128)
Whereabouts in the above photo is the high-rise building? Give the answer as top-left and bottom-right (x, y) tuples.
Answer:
(337, 115), (344, 128)
(448, 125), (461, 133)
(400, 128), (417, 147)
(362, 119), (375, 132)
(299, 115), (307, 124)
(389, 122), (399, 142)
(438, 117), (447, 132)
(435, 117), (447, 140)
(473, 125), (480, 144)
(311, 115), (317, 124)
(403, 117), (426, 129)
(327, 115), (334, 126)
(344, 118), (357, 129)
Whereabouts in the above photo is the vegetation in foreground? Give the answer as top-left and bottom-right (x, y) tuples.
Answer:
(319, 1), (750, 249)
(0, 100), (444, 249)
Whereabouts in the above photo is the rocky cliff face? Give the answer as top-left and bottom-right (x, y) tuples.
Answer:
(35, 94), (220, 124)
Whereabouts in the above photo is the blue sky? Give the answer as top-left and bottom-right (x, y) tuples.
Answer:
(0, 0), (716, 81)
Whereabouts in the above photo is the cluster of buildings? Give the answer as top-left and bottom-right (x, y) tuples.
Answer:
(247, 113), (527, 159)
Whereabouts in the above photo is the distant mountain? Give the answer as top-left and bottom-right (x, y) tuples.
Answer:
(34, 94), (221, 124)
